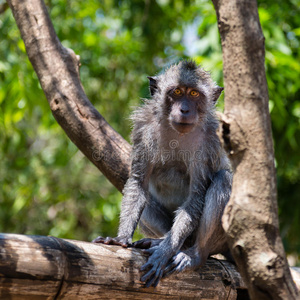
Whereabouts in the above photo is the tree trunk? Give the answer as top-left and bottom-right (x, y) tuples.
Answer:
(7, 0), (131, 193)
(212, 0), (299, 299)
(0, 233), (247, 299)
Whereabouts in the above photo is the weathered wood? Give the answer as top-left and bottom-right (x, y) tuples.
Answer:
(0, 233), (248, 299)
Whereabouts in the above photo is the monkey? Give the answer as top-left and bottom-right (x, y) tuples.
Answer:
(93, 60), (232, 288)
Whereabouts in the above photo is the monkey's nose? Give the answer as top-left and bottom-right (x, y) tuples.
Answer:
(181, 108), (190, 114)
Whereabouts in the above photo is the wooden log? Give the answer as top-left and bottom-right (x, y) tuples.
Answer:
(0, 233), (249, 299)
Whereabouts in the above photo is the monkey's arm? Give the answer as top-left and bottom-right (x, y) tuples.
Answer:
(92, 178), (148, 247)
(163, 169), (232, 277)
(140, 180), (208, 287)
(93, 146), (153, 247)
(116, 177), (150, 244)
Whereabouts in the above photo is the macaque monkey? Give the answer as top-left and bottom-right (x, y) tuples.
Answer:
(93, 60), (232, 287)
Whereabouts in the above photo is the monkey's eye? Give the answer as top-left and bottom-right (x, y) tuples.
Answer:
(173, 88), (182, 96)
(190, 90), (200, 97)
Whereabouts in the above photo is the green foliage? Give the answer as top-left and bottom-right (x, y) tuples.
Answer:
(258, 0), (300, 255)
(0, 0), (299, 259)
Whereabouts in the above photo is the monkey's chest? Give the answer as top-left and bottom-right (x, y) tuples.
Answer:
(149, 165), (190, 212)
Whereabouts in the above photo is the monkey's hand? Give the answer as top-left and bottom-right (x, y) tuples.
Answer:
(163, 250), (201, 278)
(92, 235), (131, 248)
(140, 244), (174, 287)
(132, 238), (163, 249)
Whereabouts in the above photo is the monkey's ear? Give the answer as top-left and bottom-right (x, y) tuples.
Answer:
(212, 86), (224, 103)
(147, 76), (158, 96)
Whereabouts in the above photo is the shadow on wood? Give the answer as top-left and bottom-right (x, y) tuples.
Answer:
(0, 233), (250, 299)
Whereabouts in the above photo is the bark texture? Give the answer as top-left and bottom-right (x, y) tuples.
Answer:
(7, 0), (131, 192)
(0, 233), (247, 299)
(212, 0), (299, 299)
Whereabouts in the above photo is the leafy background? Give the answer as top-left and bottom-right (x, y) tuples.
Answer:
(0, 0), (299, 264)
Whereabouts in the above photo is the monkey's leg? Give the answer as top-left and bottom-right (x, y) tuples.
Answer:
(132, 197), (173, 249)
(92, 194), (165, 248)
(195, 169), (231, 255)
(163, 169), (232, 277)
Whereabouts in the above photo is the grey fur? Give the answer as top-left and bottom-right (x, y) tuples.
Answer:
(93, 60), (232, 287)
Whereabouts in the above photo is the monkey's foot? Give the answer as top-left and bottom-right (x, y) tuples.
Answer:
(132, 238), (163, 249)
(92, 236), (130, 248)
(163, 250), (202, 278)
(139, 245), (174, 288)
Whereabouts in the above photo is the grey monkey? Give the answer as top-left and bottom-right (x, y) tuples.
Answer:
(93, 60), (232, 287)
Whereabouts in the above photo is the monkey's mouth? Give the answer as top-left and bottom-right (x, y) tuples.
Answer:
(171, 121), (195, 134)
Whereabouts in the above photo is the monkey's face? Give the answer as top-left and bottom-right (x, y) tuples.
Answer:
(167, 86), (207, 134)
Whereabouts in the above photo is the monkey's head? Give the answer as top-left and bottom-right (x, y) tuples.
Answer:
(148, 61), (223, 134)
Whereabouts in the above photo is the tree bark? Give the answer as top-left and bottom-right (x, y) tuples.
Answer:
(7, 0), (131, 193)
(0, 233), (248, 299)
(212, 0), (299, 299)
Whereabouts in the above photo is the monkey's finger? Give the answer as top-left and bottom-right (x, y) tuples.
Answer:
(143, 266), (163, 288)
(144, 264), (165, 287)
(163, 262), (177, 278)
(163, 255), (191, 278)
(104, 237), (129, 247)
(141, 246), (158, 255)
(152, 269), (164, 287)
(141, 249), (154, 255)
(103, 237), (115, 244)
(140, 260), (153, 272)
(144, 274), (157, 288)
(113, 238), (129, 248)
(132, 239), (152, 249)
(141, 266), (156, 283)
(93, 236), (128, 247)
(92, 236), (105, 243)
(162, 256), (177, 276)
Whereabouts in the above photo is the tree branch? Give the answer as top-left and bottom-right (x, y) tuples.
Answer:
(7, 0), (131, 192)
(0, 233), (247, 299)
(212, 0), (299, 299)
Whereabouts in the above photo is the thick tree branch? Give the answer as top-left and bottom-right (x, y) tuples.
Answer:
(7, 0), (131, 192)
(212, 0), (299, 299)
(0, 233), (247, 299)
